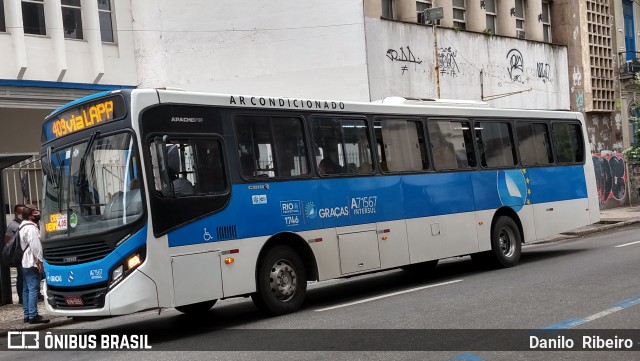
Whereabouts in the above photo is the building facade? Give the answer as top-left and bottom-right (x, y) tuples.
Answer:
(0, 0), (136, 154)
(1, 0), (633, 209)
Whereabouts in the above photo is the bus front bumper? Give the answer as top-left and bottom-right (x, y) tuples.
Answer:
(44, 269), (158, 317)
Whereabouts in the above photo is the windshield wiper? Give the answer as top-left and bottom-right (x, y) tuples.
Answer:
(45, 146), (59, 189)
(76, 131), (99, 188)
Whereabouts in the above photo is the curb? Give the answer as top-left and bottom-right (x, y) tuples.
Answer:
(560, 219), (640, 237)
(526, 219), (640, 246)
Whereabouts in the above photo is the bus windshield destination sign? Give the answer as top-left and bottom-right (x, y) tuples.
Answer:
(45, 96), (126, 140)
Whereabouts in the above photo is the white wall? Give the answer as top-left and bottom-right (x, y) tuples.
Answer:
(0, 0), (136, 85)
(366, 19), (570, 110)
(130, 0), (370, 101)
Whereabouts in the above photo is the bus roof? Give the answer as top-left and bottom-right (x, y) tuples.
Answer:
(145, 89), (582, 121)
(45, 88), (581, 122)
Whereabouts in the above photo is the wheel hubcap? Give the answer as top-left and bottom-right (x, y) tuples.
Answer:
(498, 227), (516, 258)
(269, 259), (297, 301)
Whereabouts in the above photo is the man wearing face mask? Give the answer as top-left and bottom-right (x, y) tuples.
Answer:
(19, 207), (49, 324)
(4, 204), (25, 304)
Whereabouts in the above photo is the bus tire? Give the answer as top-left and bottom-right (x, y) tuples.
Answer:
(251, 245), (307, 316)
(488, 216), (522, 268)
(175, 299), (217, 314)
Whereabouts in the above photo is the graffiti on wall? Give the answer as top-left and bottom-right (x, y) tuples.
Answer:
(536, 62), (551, 83)
(386, 46), (422, 74)
(576, 91), (585, 112)
(506, 49), (524, 83)
(438, 47), (459, 77)
(592, 153), (627, 204)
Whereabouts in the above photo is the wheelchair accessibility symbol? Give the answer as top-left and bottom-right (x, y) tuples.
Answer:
(203, 228), (212, 241)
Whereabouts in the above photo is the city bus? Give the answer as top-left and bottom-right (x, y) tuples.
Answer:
(40, 89), (599, 317)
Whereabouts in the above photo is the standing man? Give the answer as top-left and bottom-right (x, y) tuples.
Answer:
(20, 207), (49, 324)
(4, 204), (25, 304)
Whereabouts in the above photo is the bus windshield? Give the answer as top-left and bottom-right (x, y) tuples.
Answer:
(41, 132), (143, 240)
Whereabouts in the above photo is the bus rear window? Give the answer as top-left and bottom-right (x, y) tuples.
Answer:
(552, 123), (585, 163)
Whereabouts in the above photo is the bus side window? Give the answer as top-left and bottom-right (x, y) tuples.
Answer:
(374, 118), (429, 173)
(311, 116), (373, 176)
(235, 115), (308, 179)
(475, 122), (517, 168)
(149, 138), (227, 197)
(516, 122), (554, 166)
(428, 120), (475, 170)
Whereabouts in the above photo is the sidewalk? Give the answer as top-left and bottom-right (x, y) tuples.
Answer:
(2, 205), (640, 335)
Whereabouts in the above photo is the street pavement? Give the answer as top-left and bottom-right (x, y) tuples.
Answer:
(1, 204), (640, 336)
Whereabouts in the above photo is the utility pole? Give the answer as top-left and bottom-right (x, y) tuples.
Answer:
(425, 7), (444, 99)
(433, 23), (440, 98)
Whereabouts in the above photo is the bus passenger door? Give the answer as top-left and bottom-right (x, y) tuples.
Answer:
(171, 251), (224, 307)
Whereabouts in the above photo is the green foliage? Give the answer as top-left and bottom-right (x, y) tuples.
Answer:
(483, 28), (493, 37)
(624, 74), (640, 162)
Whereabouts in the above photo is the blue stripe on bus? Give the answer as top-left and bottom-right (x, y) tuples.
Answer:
(527, 166), (587, 203)
(167, 165), (588, 247)
(44, 225), (147, 287)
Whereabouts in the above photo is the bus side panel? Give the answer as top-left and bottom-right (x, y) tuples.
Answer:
(403, 172), (477, 263)
(578, 113), (601, 224)
(528, 166), (591, 238)
(584, 158), (601, 224)
(517, 204), (537, 243)
(376, 219), (410, 269)
(532, 199), (590, 239)
(475, 209), (493, 252)
(406, 212), (478, 262)
(303, 229), (343, 281)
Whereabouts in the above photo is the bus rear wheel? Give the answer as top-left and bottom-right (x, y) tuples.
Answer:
(482, 215), (522, 268)
(251, 245), (307, 316)
(175, 299), (217, 314)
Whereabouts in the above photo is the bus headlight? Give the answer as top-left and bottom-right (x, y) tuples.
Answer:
(109, 247), (146, 289)
(127, 254), (142, 269)
(112, 265), (124, 282)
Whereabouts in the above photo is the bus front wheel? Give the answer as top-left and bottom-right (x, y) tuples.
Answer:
(175, 299), (217, 314)
(252, 245), (307, 316)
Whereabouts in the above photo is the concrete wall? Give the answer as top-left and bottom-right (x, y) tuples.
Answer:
(0, 108), (50, 153)
(365, 18), (570, 109)
(130, 0), (370, 101)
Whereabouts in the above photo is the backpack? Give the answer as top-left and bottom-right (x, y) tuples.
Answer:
(2, 224), (32, 267)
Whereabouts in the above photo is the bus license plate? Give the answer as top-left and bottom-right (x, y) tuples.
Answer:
(64, 296), (84, 306)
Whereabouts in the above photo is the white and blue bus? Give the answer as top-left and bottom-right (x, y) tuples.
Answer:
(40, 90), (599, 317)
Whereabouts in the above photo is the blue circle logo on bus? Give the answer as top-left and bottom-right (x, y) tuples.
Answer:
(305, 202), (317, 219)
(497, 170), (528, 212)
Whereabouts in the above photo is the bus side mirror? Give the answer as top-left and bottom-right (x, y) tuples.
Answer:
(19, 170), (29, 202)
(152, 136), (173, 197)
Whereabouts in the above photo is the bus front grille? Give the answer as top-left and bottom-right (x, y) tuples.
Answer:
(44, 241), (112, 265)
(46, 284), (108, 310)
